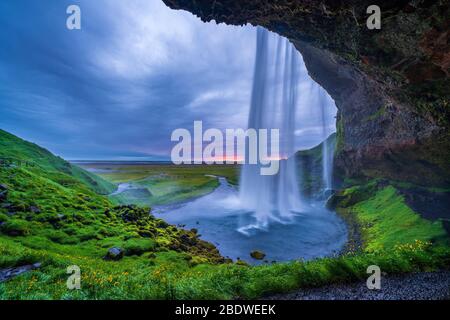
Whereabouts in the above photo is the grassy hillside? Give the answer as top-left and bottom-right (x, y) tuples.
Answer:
(0, 129), (115, 195)
(0, 130), (226, 299)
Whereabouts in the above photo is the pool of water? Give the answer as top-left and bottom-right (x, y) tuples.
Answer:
(154, 177), (347, 264)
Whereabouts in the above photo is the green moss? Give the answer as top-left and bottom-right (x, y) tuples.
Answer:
(122, 239), (156, 256)
(335, 115), (345, 155)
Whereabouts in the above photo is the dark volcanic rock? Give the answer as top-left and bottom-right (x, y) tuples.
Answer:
(398, 187), (450, 232)
(104, 247), (124, 261)
(163, 0), (450, 187)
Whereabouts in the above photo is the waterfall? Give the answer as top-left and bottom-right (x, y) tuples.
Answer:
(317, 85), (334, 192)
(239, 28), (304, 233)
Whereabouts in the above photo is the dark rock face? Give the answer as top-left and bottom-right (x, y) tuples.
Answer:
(163, 0), (450, 187)
(399, 187), (450, 221)
(297, 41), (449, 187)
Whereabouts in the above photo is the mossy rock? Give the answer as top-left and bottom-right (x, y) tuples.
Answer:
(123, 239), (156, 256)
(236, 259), (250, 266)
(114, 205), (152, 222)
(250, 250), (266, 260)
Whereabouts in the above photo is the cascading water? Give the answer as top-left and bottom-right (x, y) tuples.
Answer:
(317, 85), (335, 193)
(239, 27), (304, 233)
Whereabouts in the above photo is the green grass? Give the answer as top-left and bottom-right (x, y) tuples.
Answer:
(335, 183), (448, 252)
(0, 129), (449, 300)
(351, 187), (447, 251)
(0, 236), (448, 300)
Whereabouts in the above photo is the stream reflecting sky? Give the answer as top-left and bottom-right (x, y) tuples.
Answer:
(0, 0), (336, 160)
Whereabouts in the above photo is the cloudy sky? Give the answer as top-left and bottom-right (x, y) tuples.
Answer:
(0, 0), (336, 160)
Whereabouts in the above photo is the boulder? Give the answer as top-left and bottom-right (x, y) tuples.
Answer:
(104, 247), (124, 261)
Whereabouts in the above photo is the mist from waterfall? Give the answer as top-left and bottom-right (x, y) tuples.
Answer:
(239, 28), (305, 233)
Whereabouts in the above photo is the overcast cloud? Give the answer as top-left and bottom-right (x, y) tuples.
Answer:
(0, 0), (336, 160)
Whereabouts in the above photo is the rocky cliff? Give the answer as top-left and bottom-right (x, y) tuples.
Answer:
(163, 0), (450, 187)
